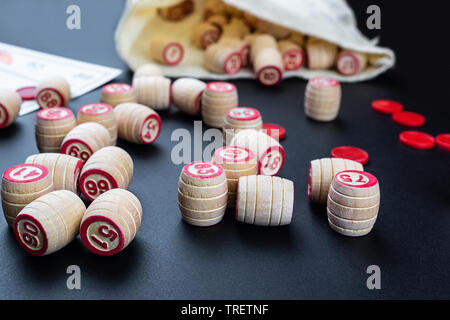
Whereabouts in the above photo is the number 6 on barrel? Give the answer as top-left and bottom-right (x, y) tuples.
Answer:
(79, 146), (134, 201)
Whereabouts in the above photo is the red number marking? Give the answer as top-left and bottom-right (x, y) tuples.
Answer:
(144, 120), (158, 140)
(194, 163), (215, 175)
(224, 148), (242, 159)
(22, 221), (39, 248)
(24, 221), (38, 235)
(264, 154), (281, 170)
(339, 174), (353, 183)
(68, 145), (90, 162)
(13, 167), (26, 176)
(45, 109), (64, 119)
(356, 175), (366, 183)
(24, 170), (40, 179)
(23, 233), (38, 247)
(41, 92), (51, 102)
(85, 179), (110, 197)
(99, 225), (118, 242)
(90, 225), (118, 249)
(90, 235), (108, 249)
(264, 71), (276, 81)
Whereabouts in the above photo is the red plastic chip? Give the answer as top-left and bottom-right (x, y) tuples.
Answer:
(262, 123), (286, 140)
(331, 146), (369, 165)
(392, 111), (426, 127)
(372, 100), (403, 114)
(16, 86), (37, 101)
(399, 131), (435, 150)
(436, 134), (450, 151)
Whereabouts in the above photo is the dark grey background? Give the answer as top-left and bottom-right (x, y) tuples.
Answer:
(0, 0), (449, 299)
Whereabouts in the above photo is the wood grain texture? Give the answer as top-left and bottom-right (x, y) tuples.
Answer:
(172, 78), (206, 115)
(133, 76), (171, 110)
(61, 122), (111, 163)
(100, 83), (136, 108)
(77, 103), (118, 145)
(178, 161), (227, 226)
(236, 175), (294, 226)
(79, 146), (133, 201)
(230, 129), (285, 176)
(36, 76), (71, 108)
(308, 157), (364, 205)
(114, 103), (161, 144)
(304, 77), (341, 122)
(80, 189), (142, 256)
(201, 82), (238, 128)
(35, 107), (76, 152)
(14, 190), (85, 255)
(25, 153), (83, 193)
(133, 63), (163, 81)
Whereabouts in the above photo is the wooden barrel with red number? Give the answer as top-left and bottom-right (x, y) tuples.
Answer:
(2, 164), (54, 227)
(60, 122), (111, 163)
(13, 190), (86, 256)
(114, 103), (161, 144)
(230, 129), (285, 176)
(35, 107), (77, 153)
(79, 146), (134, 201)
(77, 103), (118, 146)
(100, 83), (136, 108)
(80, 189), (143, 256)
(211, 146), (258, 207)
(178, 161), (228, 227)
(36, 76), (71, 109)
(223, 107), (263, 145)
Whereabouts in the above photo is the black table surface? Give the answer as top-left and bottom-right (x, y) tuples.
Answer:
(0, 0), (449, 299)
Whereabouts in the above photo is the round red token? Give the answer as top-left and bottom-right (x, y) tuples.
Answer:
(435, 134), (450, 151)
(399, 131), (435, 150)
(331, 146), (369, 165)
(16, 86), (37, 101)
(392, 111), (426, 127)
(371, 100), (403, 115)
(262, 123), (286, 140)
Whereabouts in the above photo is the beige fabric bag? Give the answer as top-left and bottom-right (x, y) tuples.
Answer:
(115, 0), (395, 82)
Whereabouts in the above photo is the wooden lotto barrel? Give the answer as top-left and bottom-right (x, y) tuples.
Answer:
(308, 158), (364, 204)
(236, 175), (294, 226)
(114, 103), (161, 144)
(201, 82), (239, 128)
(178, 161), (228, 227)
(304, 77), (342, 122)
(212, 146), (258, 207)
(100, 83), (136, 108)
(223, 107), (263, 145)
(230, 129), (285, 176)
(79, 146), (134, 201)
(80, 189), (143, 256)
(77, 103), (118, 145)
(2, 164), (54, 227)
(35, 107), (76, 153)
(172, 78), (206, 116)
(25, 153), (83, 194)
(14, 190), (86, 255)
(36, 76), (71, 108)
(60, 122), (111, 163)
(327, 170), (380, 237)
